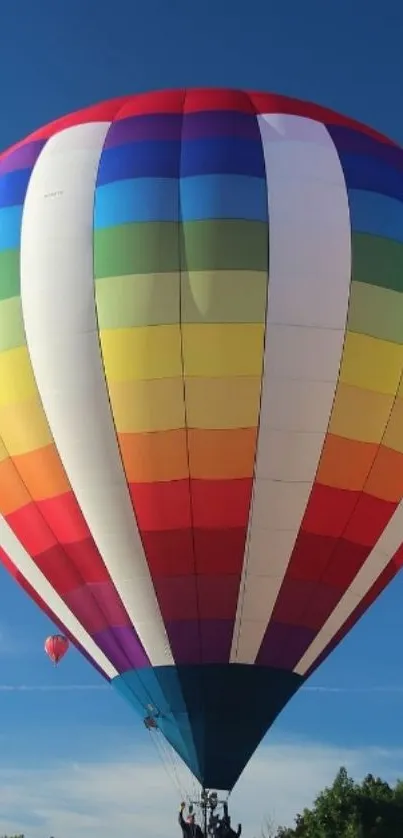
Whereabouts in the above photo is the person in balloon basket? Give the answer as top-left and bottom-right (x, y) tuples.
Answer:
(178, 801), (242, 838)
(179, 802), (204, 838)
(215, 802), (242, 838)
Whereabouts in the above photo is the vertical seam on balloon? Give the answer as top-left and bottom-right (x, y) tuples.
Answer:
(230, 94), (271, 664)
(6, 136), (122, 676)
(177, 89), (203, 666)
(173, 90), (207, 785)
(279, 131), (403, 675)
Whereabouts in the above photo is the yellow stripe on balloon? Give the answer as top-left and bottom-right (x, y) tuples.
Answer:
(107, 379), (186, 433)
(383, 398), (403, 454)
(0, 347), (38, 406)
(340, 332), (403, 394)
(0, 397), (53, 456)
(100, 325), (182, 381)
(182, 324), (264, 377)
(329, 384), (394, 444)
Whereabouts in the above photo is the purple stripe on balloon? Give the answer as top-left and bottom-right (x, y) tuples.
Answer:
(105, 115), (183, 146)
(327, 125), (403, 171)
(94, 627), (150, 672)
(165, 619), (233, 664)
(105, 110), (260, 148)
(0, 140), (45, 175)
(165, 621), (201, 665)
(256, 622), (316, 670)
(181, 111), (261, 141)
(200, 620), (234, 663)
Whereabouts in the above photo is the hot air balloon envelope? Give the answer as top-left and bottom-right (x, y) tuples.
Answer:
(45, 635), (69, 665)
(0, 88), (402, 790)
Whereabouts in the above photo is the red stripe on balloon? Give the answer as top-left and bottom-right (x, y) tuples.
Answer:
(0, 87), (395, 165)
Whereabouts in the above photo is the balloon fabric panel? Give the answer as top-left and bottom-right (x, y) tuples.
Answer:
(93, 100), (268, 667)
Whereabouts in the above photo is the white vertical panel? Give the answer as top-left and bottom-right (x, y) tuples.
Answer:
(230, 114), (352, 664)
(20, 123), (174, 667)
(0, 516), (116, 678)
(294, 501), (403, 675)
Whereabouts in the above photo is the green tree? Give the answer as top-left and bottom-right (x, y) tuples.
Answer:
(259, 766), (403, 837)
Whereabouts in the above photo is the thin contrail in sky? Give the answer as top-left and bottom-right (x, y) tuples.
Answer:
(0, 683), (109, 692)
(303, 685), (403, 693)
(0, 683), (402, 694)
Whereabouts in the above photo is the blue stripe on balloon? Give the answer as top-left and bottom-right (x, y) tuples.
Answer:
(0, 169), (30, 208)
(180, 174), (268, 222)
(112, 668), (200, 776)
(97, 136), (266, 186)
(94, 174), (267, 226)
(180, 137), (266, 179)
(340, 153), (403, 203)
(327, 125), (403, 171)
(94, 178), (179, 226)
(0, 204), (22, 248)
(97, 140), (180, 184)
(348, 189), (403, 244)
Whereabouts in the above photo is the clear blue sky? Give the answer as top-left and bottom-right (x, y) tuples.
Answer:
(1, 1), (403, 834)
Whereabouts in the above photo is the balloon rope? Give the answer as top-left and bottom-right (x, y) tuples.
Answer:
(147, 727), (188, 800)
(155, 729), (192, 801)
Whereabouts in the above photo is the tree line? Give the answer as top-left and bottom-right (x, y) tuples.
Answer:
(262, 766), (403, 837)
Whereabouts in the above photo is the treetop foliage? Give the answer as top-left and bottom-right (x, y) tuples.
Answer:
(265, 766), (403, 837)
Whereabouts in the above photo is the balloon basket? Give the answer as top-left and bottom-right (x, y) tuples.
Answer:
(190, 789), (228, 838)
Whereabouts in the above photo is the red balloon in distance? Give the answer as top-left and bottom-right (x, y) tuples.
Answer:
(44, 634), (69, 665)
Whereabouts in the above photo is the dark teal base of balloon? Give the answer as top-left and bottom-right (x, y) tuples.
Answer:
(112, 664), (303, 790)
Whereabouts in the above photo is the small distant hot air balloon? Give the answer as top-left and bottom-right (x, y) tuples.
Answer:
(44, 635), (69, 665)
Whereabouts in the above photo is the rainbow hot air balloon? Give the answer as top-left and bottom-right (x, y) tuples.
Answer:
(0, 88), (402, 792)
(45, 634), (69, 664)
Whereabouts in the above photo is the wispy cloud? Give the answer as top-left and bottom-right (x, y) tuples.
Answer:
(2, 682), (403, 695)
(304, 685), (403, 693)
(0, 738), (402, 838)
(0, 683), (109, 692)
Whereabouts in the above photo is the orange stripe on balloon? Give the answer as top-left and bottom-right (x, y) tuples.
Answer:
(12, 444), (70, 500)
(118, 430), (188, 482)
(188, 428), (257, 479)
(316, 434), (377, 491)
(0, 446), (72, 515)
(364, 445), (403, 502)
(118, 428), (258, 483)
(0, 457), (31, 514)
